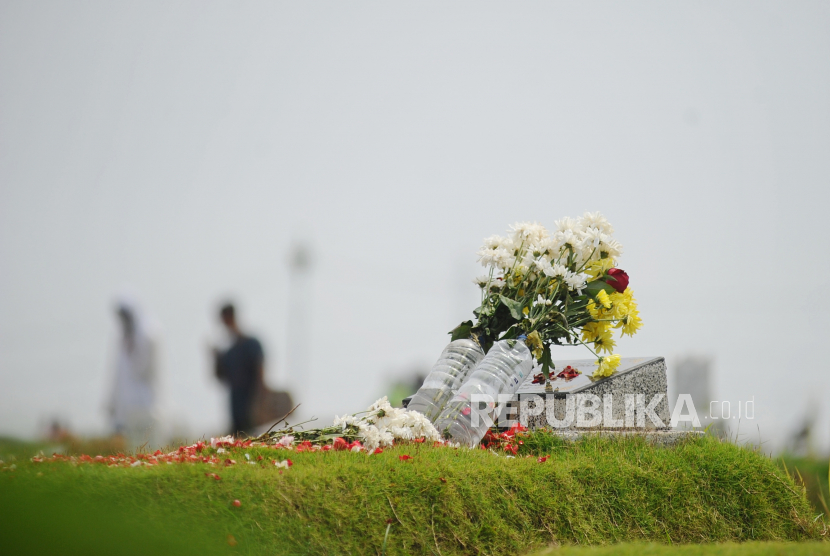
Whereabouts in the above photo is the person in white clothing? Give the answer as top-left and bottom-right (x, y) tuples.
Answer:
(108, 295), (159, 451)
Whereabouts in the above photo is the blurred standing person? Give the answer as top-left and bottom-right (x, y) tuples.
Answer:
(212, 303), (263, 436)
(108, 294), (159, 451)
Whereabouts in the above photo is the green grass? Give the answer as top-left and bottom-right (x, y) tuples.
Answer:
(779, 454), (830, 517)
(0, 434), (826, 555)
(533, 541), (830, 555)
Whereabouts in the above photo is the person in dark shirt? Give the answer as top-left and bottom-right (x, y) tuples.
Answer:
(213, 303), (263, 436)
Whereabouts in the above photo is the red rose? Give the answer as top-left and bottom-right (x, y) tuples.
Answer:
(606, 268), (629, 293)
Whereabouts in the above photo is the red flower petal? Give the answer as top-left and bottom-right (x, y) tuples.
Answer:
(398, 455), (413, 461)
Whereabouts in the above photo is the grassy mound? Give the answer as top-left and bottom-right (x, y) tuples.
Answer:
(532, 541), (830, 555)
(0, 434), (825, 555)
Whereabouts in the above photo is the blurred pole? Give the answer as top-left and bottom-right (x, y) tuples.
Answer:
(286, 242), (313, 417)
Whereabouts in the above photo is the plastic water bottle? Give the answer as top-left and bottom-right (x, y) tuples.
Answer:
(432, 338), (533, 447)
(405, 339), (485, 423)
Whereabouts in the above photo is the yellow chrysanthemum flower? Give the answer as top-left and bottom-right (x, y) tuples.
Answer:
(593, 354), (622, 378)
(619, 311), (643, 337)
(593, 329), (616, 354)
(596, 289), (612, 309)
(587, 299), (600, 319)
(608, 292), (628, 319)
(581, 321), (606, 343)
(611, 288), (642, 337)
(525, 330), (543, 359)
(585, 258), (615, 280)
(581, 322), (615, 353)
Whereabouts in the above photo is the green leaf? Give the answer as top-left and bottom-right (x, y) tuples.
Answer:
(449, 320), (473, 341)
(585, 280), (615, 298)
(499, 295), (525, 321)
(540, 345), (554, 381)
(500, 325), (519, 340)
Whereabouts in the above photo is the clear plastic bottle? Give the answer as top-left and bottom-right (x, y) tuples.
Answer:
(432, 338), (533, 447)
(405, 339), (485, 423)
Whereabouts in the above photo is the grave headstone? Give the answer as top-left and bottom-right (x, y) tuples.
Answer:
(511, 356), (671, 431)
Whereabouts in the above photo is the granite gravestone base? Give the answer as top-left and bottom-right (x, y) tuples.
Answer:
(504, 356), (702, 445)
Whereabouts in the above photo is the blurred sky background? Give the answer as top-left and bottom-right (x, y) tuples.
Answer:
(1, 1), (828, 452)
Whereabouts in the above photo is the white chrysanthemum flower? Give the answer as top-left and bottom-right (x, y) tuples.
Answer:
(579, 228), (622, 261)
(601, 238), (624, 258)
(543, 263), (568, 279)
(346, 398), (443, 450)
(473, 275), (491, 288)
(520, 250), (539, 268)
(389, 426), (413, 440)
(564, 271), (587, 294)
(333, 414), (357, 429)
(477, 248), (498, 267)
(494, 248), (516, 270)
(508, 221), (548, 246)
(534, 258), (552, 275)
(481, 235), (504, 250)
(368, 396), (393, 414)
(578, 228), (609, 261)
(579, 211), (614, 235)
(534, 236), (556, 257)
(554, 216), (582, 233)
(551, 229), (582, 254)
(534, 294), (552, 307)
(488, 278), (505, 290)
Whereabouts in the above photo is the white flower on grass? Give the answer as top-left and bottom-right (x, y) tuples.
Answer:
(333, 414), (357, 429)
(343, 397), (441, 451)
(368, 396), (394, 414)
(277, 435), (294, 447)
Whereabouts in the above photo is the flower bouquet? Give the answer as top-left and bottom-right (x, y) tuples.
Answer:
(455, 212), (642, 384)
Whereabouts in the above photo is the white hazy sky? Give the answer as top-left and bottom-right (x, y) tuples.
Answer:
(1, 2), (828, 452)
